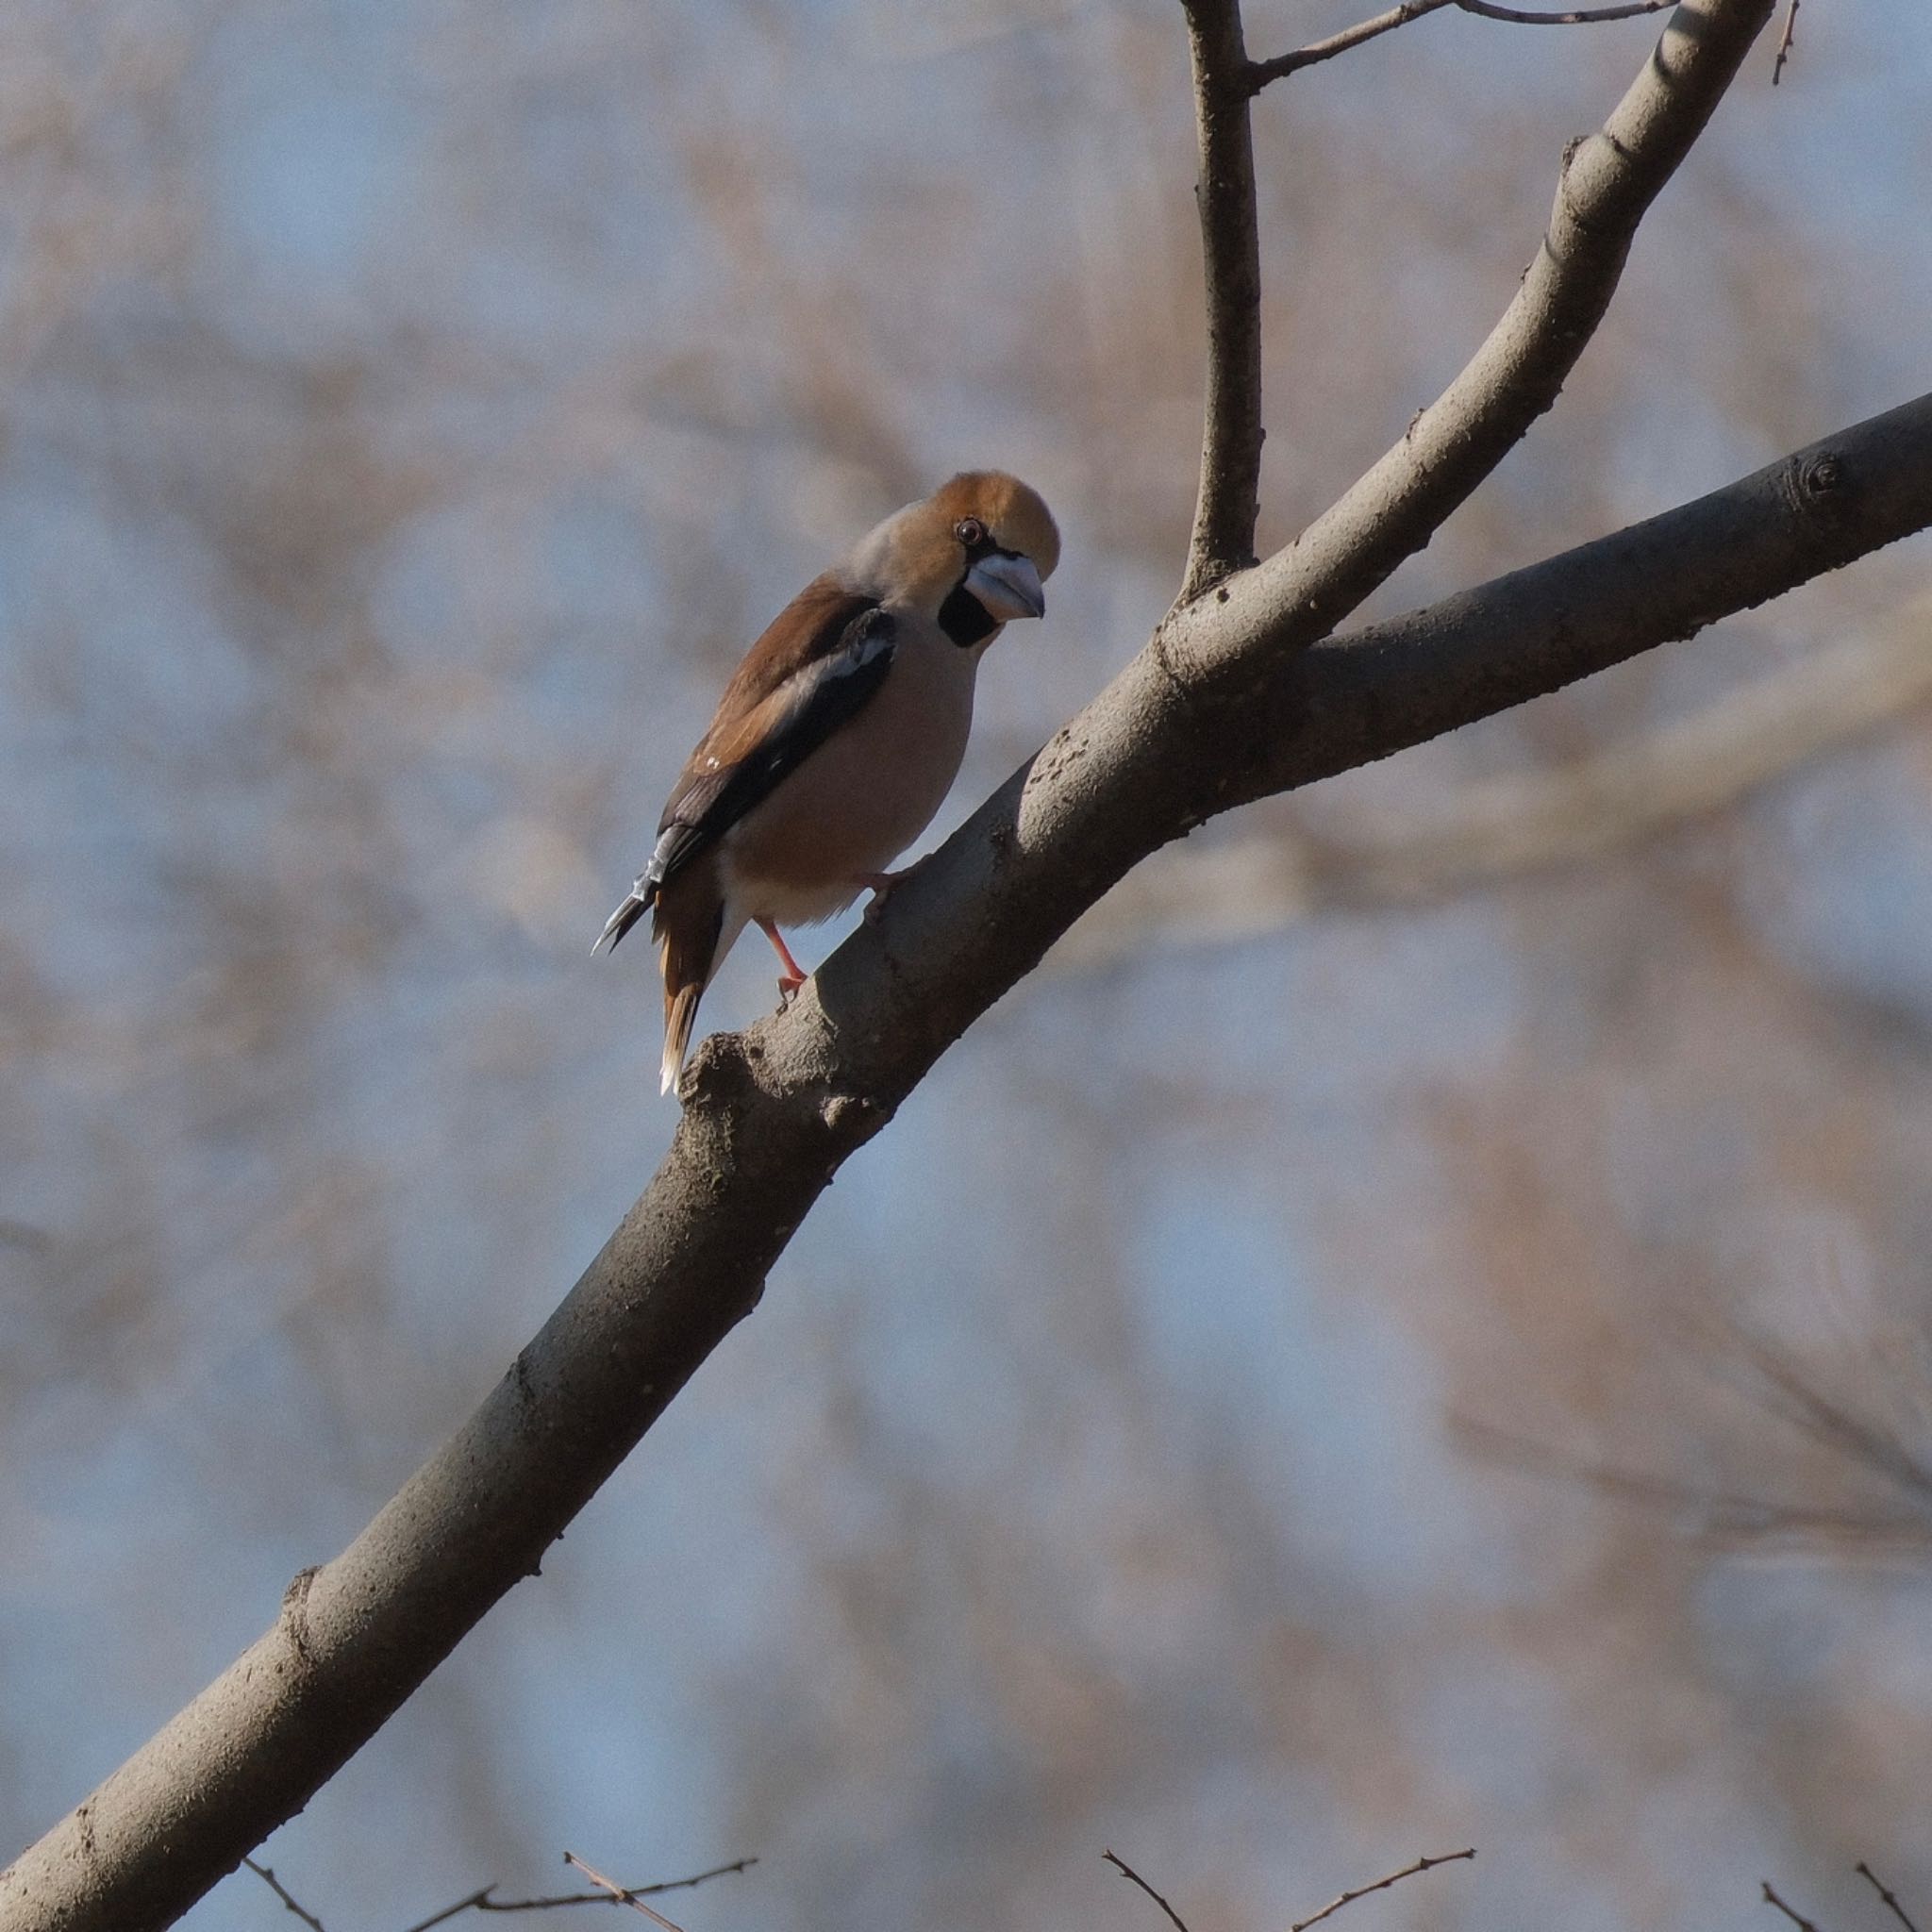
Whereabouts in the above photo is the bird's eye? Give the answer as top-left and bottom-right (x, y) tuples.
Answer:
(954, 517), (987, 549)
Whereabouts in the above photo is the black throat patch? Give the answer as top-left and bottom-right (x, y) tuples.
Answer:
(939, 583), (999, 648)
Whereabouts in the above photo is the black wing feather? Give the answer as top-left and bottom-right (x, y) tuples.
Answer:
(650, 607), (896, 892)
(594, 606), (896, 954)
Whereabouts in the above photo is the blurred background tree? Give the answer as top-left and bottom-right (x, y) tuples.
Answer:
(2, 0), (1930, 1926)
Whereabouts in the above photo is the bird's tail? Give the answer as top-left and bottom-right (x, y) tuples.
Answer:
(591, 878), (653, 956)
(653, 860), (727, 1096)
(660, 980), (703, 1096)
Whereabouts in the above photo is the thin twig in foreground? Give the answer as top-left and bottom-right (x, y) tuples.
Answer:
(562, 1855), (688, 1932)
(1762, 1881), (1825, 1932)
(1857, 1864), (1923, 1932)
(1291, 1849), (1477, 1932)
(1771, 0), (1798, 81)
(1104, 1850), (1192, 1932)
(242, 1857), (328, 1932)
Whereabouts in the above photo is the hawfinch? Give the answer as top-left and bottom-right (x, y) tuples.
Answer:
(595, 471), (1059, 1094)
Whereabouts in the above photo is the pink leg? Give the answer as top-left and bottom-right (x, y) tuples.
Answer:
(756, 918), (809, 1002)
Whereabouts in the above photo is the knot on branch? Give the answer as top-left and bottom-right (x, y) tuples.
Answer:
(681, 1026), (774, 1126)
(682, 1019), (877, 1180)
(1551, 132), (1624, 242)
(277, 1565), (322, 1673)
(1782, 445), (1856, 526)
(818, 1091), (882, 1143)
(1797, 450), (1844, 501)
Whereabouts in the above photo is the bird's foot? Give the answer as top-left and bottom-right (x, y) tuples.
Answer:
(857, 862), (925, 925)
(757, 918), (811, 1006)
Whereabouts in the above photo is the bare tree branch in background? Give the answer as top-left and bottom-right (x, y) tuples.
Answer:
(21, 0), (1932, 1924)
(1452, 1418), (1932, 1560)
(1456, 1307), (1932, 1560)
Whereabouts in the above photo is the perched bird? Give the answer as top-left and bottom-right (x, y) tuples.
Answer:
(595, 471), (1059, 1094)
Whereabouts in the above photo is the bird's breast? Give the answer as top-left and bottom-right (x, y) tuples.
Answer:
(724, 625), (982, 922)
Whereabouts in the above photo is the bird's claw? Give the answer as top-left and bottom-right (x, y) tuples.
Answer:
(857, 864), (922, 925)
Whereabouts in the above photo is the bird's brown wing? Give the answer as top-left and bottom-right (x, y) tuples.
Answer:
(594, 582), (894, 953)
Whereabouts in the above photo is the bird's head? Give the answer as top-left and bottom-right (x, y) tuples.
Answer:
(852, 471), (1060, 648)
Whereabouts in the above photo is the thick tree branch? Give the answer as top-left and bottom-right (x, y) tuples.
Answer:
(2, 5), (1892, 1927)
(1237, 394), (1932, 807)
(1179, 0), (1265, 598)
(1051, 598), (1932, 968)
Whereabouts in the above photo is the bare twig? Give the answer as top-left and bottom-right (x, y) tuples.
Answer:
(525, 1858), (753, 1908)
(1771, 0), (1799, 82)
(242, 1857), (328, 1932)
(1857, 1864), (1923, 1932)
(1250, 0), (1674, 86)
(1763, 1881), (1825, 1932)
(1291, 1849), (1475, 1932)
(403, 1889), (499, 1932)
(1249, 0), (1453, 84)
(475, 1857), (753, 1919)
(1104, 1851), (1192, 1932)
(401, 1858), (755, 1931)
(561, 1855), (687, 1932)
(1457, 0), (1675, 21)
(1178, 0), (1264, 599)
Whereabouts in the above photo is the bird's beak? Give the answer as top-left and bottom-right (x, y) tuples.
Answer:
(965, 552), (1045, 622)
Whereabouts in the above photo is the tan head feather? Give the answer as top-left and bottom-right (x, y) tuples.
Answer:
(847, 471), (1060, 616)
(930, 471), (1061, 582)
